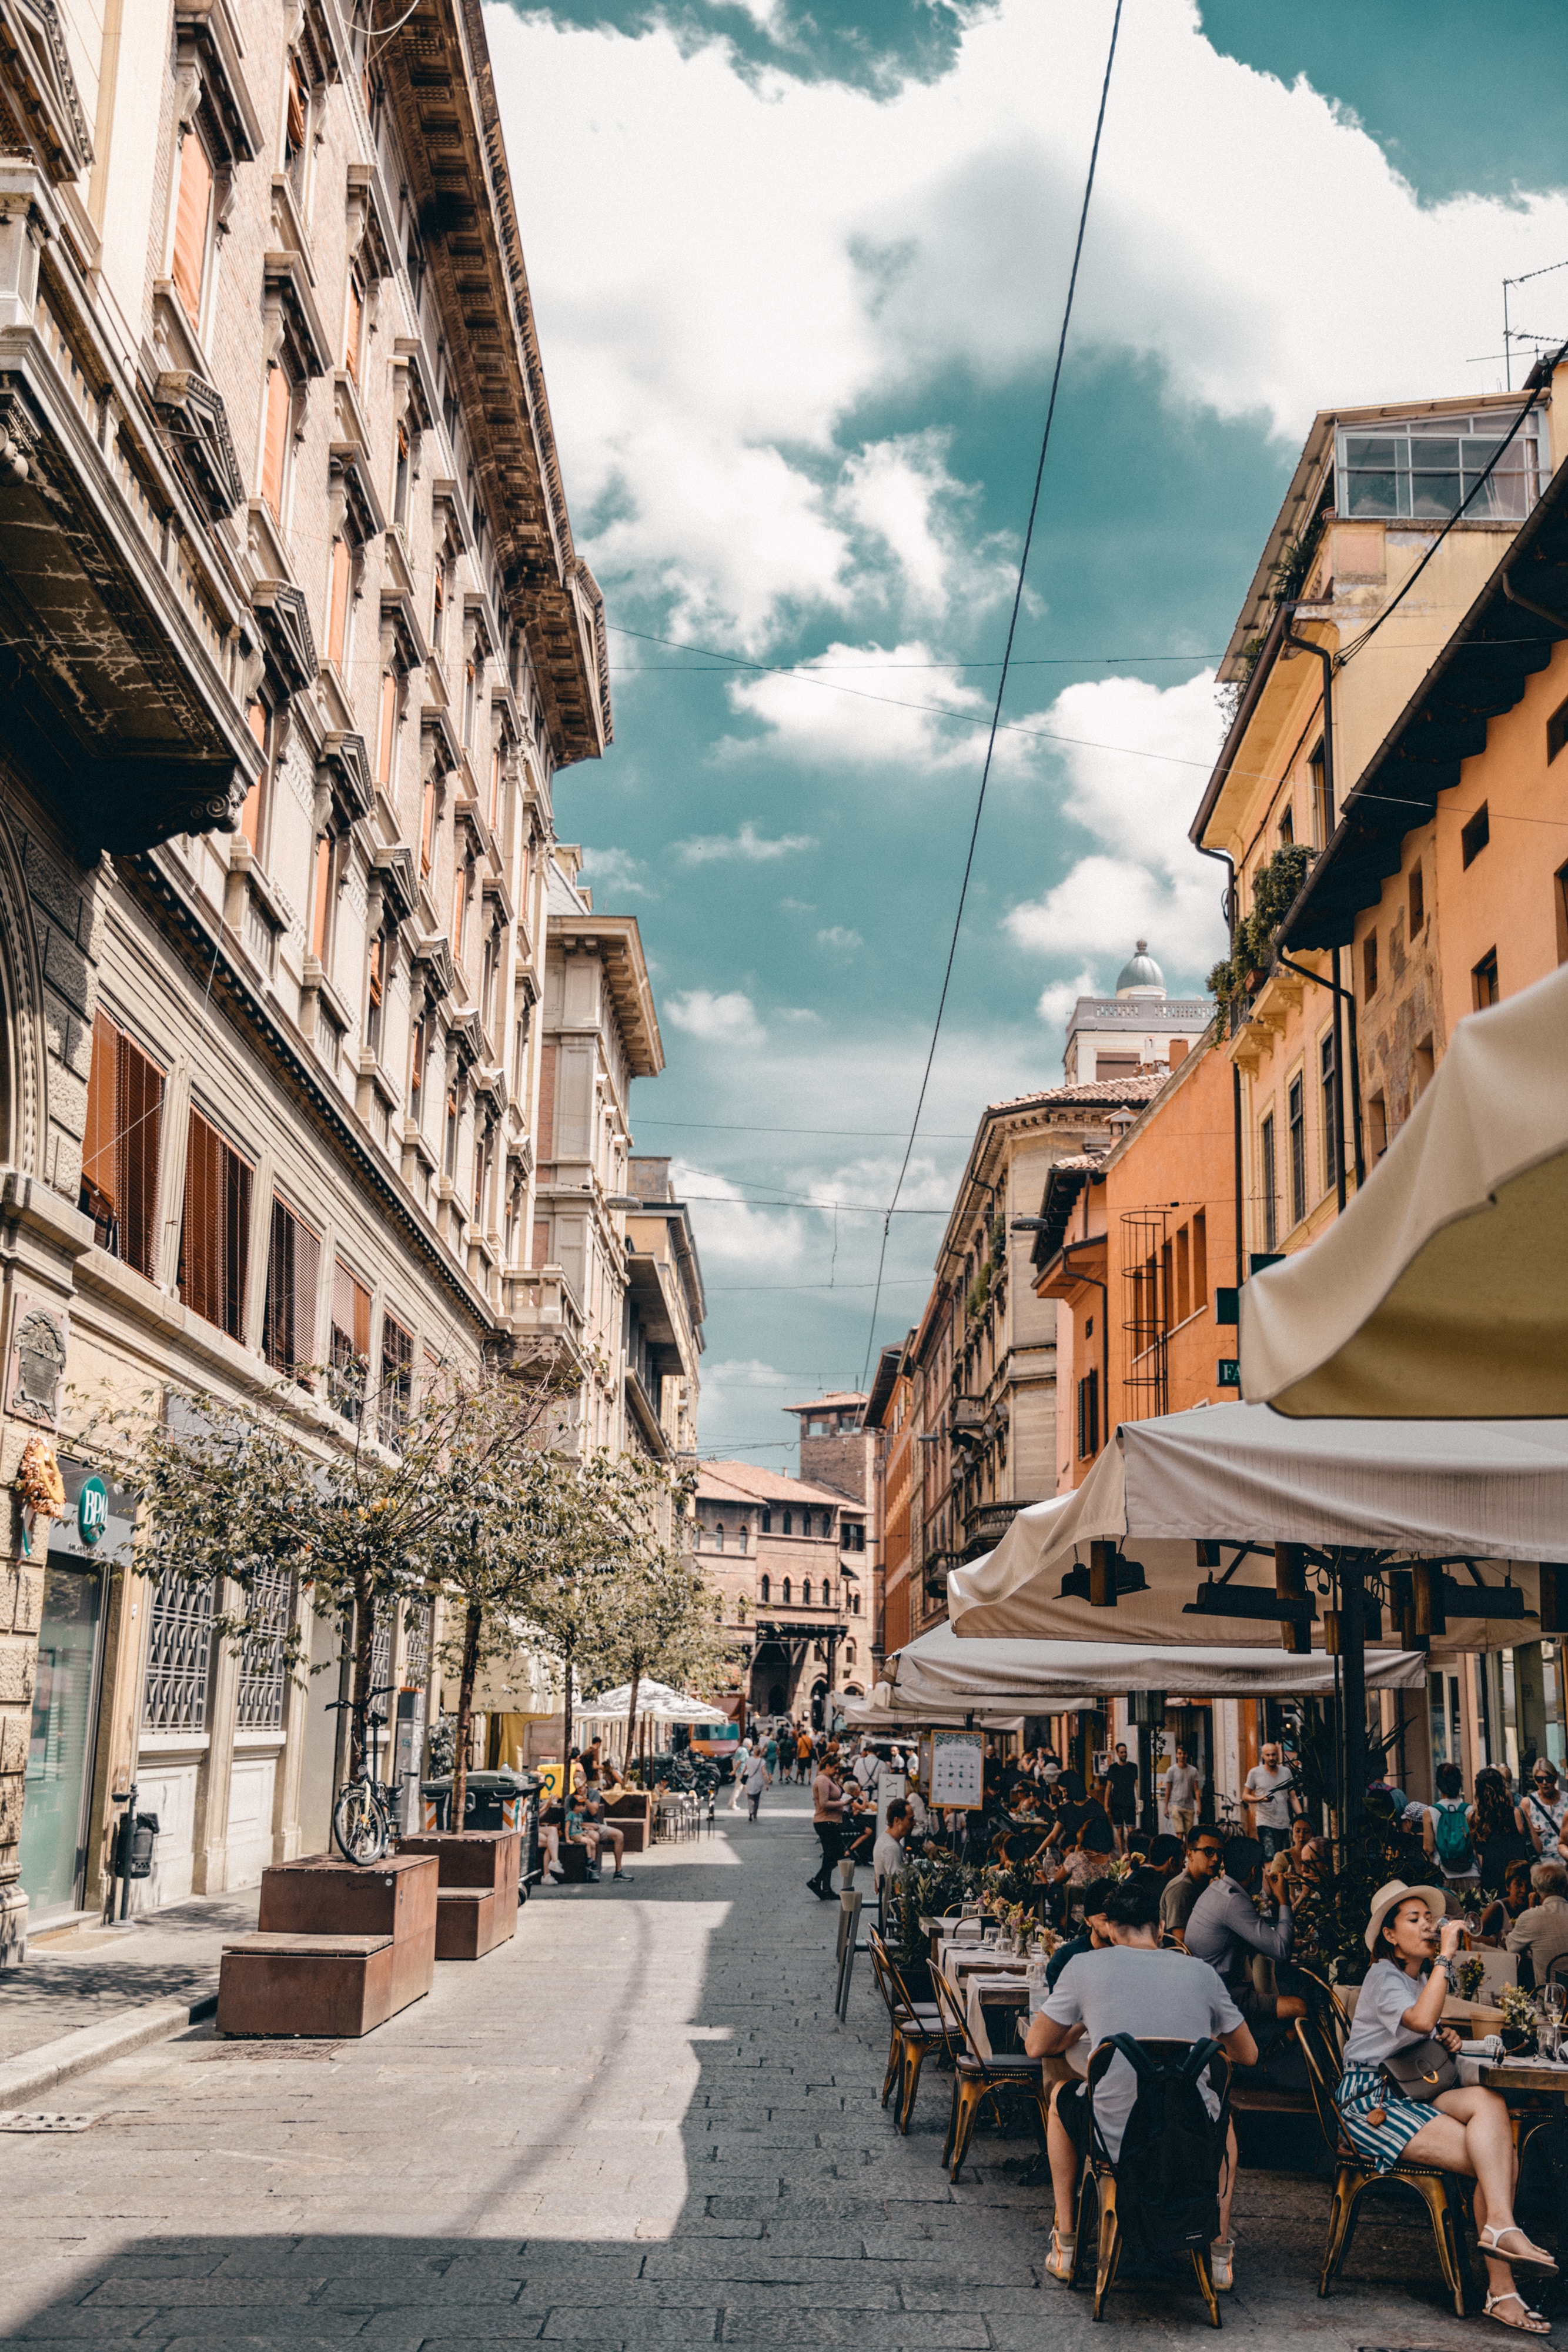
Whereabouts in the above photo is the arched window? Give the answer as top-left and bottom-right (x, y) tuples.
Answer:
(783, 1509), (793, 1535)
(821, 1513), (833, 1539)
(761, 1508), (772, 1533)
(782, 1578), (791, 1604)
(738, 1526), (748, 1553)
(760, 1573), (770, 1603)
(801, 1579), (811, 1607)
(845, 1641), (855, 1666)
(714, 1522), (725, 1552)
(852, 1591), (861, 1615)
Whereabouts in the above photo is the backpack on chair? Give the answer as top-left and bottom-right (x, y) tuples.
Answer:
(1092, 2036), (1227, 2260)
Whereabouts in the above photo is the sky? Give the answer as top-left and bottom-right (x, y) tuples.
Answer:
(485, 0), (1568, 1468)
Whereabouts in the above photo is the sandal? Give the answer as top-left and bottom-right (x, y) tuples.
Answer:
(1481, 2226), (1560, 2277)
(1045, 2227), (1075, 2284)
(1209, 2239), (1234, 2293)
(1485, 2290), (1550, 2334)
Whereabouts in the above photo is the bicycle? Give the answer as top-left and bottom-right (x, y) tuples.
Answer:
(329, 1683), (410, 1865)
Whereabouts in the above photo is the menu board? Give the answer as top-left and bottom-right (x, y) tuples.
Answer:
(930, 1730), (985, 1810)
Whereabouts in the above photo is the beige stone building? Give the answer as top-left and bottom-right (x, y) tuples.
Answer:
(0, 0), (638, 1954)
(691, 1463), (868, 1727)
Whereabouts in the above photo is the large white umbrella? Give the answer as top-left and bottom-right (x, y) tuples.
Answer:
(1241, 962), (1568, 1418)
(945, 1401), (1564, 1646)
(884, 1617), (1426, 1709)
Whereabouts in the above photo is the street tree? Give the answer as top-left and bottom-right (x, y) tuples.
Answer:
(589, 1548), (730, 1764)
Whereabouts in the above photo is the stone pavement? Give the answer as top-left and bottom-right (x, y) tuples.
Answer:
(0, 1795), (1482, 2350)
(0, 1898), (262, 2065)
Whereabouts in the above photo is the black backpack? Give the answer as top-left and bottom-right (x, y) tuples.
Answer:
(1091, 2035), (1227, 2259)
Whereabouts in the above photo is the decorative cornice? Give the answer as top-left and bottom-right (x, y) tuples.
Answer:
(250, 580), (317, 694)
(152, 369), (245, 520)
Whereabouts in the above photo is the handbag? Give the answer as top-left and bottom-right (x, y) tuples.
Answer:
(1382, 2036), (1460, 2103)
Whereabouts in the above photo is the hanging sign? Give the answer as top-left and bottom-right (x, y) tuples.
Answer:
(77, 1475), (109, 1547)
(930, 1729), (985, 1810)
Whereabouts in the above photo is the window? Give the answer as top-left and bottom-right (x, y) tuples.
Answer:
(179, 1109), (252, 1339)
(1320, 1030), (1339, 1194)
(432, 565), (445, 651)
(1337, 413), (1542, 522)
(1192, 1210), (1208, 1309)
(393, 421), (410, 529)
(760, 1574), (770, 1604)
(263, 1195), (320, 1381)
(326, 537), (352, 667)
(801, 1579), (811, 1606)
(1549, 696), (1568, 764)
(852, 1591), (861, 1613)
(761, 1508), (772, 1534)
(343, 271), (364, 384)
(1278, 803), (1293, 848)
(1362, 929), (1378, 999)
(1462, 803), (1490, 868)
(472, 1131), (489, 1224)
(1175, 1224), (1190, 1324)
(781, 1578), (791, 1604)
(377, 671), (397, 788)
(283, 52), (309, 184)
(1473, 948), (1500, 1008)
(782, 1509), (793, 1536)
(489, 746), (501, 828)
(462, 660), (476, 749)
(453, 860), (469, 960)
(260, 363), (292, 521)
(1309, 741), (1332, 847)
(409, 1013), (427, 1111)
(444, 1084), (460, 1179)
(1409, 860), (1425, 937)
(379, 1311), (413, 1445)
(420, 776), (437, 876)
(330, 1257), (371, 1417)
(1288, 1073), (1306, 1228)
(1413, 1034), (1435, 1101)
(310, 833), (336, 963)
(241, 699), (272, 854)
(1369, 1091), (1389, 1161)
(714, 1523), (725, 1552)
(845, 1642), (855, 1667)
(738, 1526), (748, 1554)
(171, 130), (214, 330)
(1260, 1111), (1278, 1252)
(79, 1010), (163, 1278)
(1076, 1367), (1100, 1458)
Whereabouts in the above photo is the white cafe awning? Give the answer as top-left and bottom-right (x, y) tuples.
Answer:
(887, 1617), (1427, 1708)
(1242, 961), (1568, 1418)
(840, 1690), (1031, 1732)
(945, 1401), (1566, 1646)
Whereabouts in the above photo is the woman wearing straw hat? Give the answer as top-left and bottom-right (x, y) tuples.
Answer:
(1339, 1878), (1556, 2333)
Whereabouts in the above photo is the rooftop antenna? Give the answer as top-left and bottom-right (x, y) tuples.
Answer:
(1503, 259), (1568, 390)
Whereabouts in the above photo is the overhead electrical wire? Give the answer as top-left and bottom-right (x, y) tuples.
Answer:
(856, 0), (1125, 1388)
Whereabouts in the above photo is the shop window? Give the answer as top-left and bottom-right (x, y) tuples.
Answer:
(179, 1109), (253, 1339)
(80, 1011), (163, 1278)
(330, 1257), (372, 1417)
(1462, 802), (1490, 868)
(1473, 948), (1500, 1009)
(171, 128), (215, 332)
(379, 1311), (413, 1446)
(263, 1194), (321, 1381)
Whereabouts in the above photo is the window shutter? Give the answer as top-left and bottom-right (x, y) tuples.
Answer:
(263, 1195), (321, 1379)
(420, 777), (436, 873)
(379, 1312), (413, 1444)
(311, 834), (333, 960)
(171, 133), (212, 327)
(81, 1011), (164, 1279)
(261, 365), (290, 519)
(330, 1256), (372, 1414)
(377, 670), (397, 784)
(344, 275), (363, 380)
(327, 537), (351, 665)
(179, 1110), (253, 1337)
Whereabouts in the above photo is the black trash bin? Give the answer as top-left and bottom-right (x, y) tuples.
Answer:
(419, 1769), (543, 1893)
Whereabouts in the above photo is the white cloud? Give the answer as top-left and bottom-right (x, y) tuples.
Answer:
(576, 844), (654, 899)
(670, 1164), (807, 1271)
(664, 987), (768, 1045)
(1035, 967), (1096, 1027)
(1005, 669), (1230, 987)
(816, 926), (864, 953)
(486, 0), (1568, 648)
(672, 821), (817, 864)
(724, 639), (994, 770)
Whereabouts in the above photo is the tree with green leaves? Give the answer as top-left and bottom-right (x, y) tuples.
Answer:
(587, 1548), (731, 1765)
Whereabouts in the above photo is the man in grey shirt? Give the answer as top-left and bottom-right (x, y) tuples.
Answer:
(1161, 1825), (1225, 1937)
(1242, 1742), (1298, 1860)
(1185, 1836), (1306, 2034)
(1507, 1858), (1568, 1989)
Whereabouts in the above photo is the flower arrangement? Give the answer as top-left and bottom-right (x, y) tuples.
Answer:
(1498, 1982), (1537, 2039)
(1453, 1955), (1487, 2004)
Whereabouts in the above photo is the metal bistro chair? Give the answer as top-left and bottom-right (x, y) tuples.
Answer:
(1295, 2010), (1471, 2319)
(1291, 1964), (1353, 2068)
(870, 1930), (952, 2133)
(1069, 2037), (1229, 2328)
(932, 1965), (1049, 2182)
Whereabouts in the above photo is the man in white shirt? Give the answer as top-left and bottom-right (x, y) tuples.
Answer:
(1242, 1742), (1298, 1861)
(728, 1738), (753, 1813)
(741, 1746), (771, 1822)
(872, 1799), (912, 1889)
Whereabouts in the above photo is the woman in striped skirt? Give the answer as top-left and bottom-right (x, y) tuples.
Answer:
(1339, 1879), (1556, 2333)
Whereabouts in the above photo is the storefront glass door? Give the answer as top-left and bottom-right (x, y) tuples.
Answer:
(19, 1558), (103, 1916)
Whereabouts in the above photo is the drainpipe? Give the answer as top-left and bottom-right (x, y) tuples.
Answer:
(1194, 840), (1245, 1284)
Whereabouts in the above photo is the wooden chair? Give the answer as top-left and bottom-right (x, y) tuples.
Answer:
(871, 1931), (952, 2133)
(1295, 2011), (1472, 2318)
(1068, 2037), (1228, 2327)
(932, 1966), (1049, 2181)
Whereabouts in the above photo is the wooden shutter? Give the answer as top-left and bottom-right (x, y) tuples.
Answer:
(81, 1011), (164, 1279)
(261, 365), (290, 519)
(327, 537), (351, 665)
(377, 670), (397, 784)
(420, 777), (436, 873)
(179, 1109), (253, 1338)
(263, 1195), (321, 1379)
(344, 274), (363, 381)
(311, 834), (333, 959)
(171, 133), (212, 327)
(379, 1312), (413, 1444)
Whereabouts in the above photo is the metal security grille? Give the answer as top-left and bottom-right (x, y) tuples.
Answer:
(142, 1571), (215, 1732)
(180, 1110), (253, 1338)
(263, 1195), (322, 1380)
(402, 1598), (432, 1690)
(371, 1595), (394, 1695)
(1121, 1207), (1169, 1420)
(236, 1563), (293, 1733)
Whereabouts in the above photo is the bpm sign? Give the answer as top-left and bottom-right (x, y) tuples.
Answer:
(77, 1474), (109, 1547)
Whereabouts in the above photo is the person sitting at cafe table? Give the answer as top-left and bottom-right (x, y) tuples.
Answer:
(1027, 1873), (1256, 2293)
(579, 1782), (631, 1881)
(1479, 1859), (1535, 1950)
(1338, 1878), (1556, 2333)
(1505, 1859), (1568, 1990)
(873, 1799), (913, 1890)
(1184, 1835), (1306, 2038)
(1044, 1877), (1116, 1990)
(1161, 1825), (1226, 1940)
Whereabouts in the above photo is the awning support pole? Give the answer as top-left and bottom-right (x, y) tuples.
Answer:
(1339, 1552), (1368, 1850)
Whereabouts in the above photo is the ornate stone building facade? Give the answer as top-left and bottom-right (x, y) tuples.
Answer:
(0, 0), (622, 1953)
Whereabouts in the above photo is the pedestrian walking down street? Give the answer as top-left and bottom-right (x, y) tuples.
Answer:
(728, 1737), (753, 1812)
(808, 1748), (847, 1899)
(743, 1747), (770, 1822)
(763, 1729), (779, 1783)
(795, 1726), (813, 1785)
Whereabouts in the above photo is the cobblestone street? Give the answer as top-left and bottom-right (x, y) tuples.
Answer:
(1, 1806), (1479, 2350)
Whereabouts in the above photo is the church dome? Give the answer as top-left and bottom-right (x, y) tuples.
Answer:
(1115, 940), (1165, 995)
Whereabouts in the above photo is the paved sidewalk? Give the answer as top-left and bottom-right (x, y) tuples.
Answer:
(0, 1895), (261, 2064)
(0, 1803), (1481, 2350)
